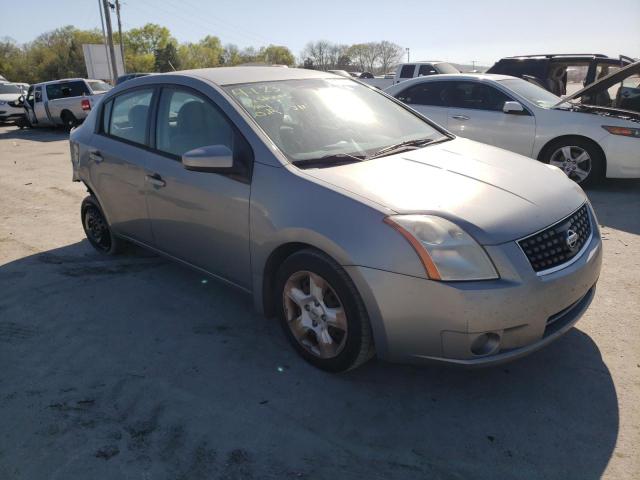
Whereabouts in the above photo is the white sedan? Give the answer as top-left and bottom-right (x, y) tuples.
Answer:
(384, 64), (640, 186)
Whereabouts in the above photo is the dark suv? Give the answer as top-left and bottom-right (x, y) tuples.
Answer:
(487, 54), (634, 96)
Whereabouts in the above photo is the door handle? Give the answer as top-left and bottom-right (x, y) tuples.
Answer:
(451, 115), (470, 121)
(89, 150), (103, 163)
(146, 173), (166, 188)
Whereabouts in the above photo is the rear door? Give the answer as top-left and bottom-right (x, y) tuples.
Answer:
(87, 87), (156, 244)
(143, 85), (253, 289)
(393, 80), (449, 126)
(444, 80), (536, 157)
(395, 64), (416, 84)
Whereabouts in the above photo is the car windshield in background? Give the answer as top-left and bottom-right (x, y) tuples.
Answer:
(88, 80), (112, 92)
(226, 78), (446, 163)
(434, 63), (459, 74)
(0, 84), (23, 94)
(497, 78), (561, 108)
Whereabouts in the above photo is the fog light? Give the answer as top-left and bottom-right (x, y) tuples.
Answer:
(470, 332), (500, 356)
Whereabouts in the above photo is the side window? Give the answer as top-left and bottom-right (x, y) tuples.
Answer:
(445, 82), (511, 111)
(108, 89), (153, 145)
(155, 88), (233, 157)
(35, 86), (42, 103)
(26, 86), (34, 103)
(66, 81), (91, 97)
(396, 82), (446, 106)
(399, 64), (416, 78)
(418, 64), (437, 76)
(100, 99), (113, 134)
(46, 83), (63, 100)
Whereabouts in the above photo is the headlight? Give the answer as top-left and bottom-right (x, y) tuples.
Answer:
(602, 125), (640, 138)
(0, 101), (6, 105)
(385, 215), (498, 281)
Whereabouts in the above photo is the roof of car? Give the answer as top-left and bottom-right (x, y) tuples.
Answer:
(172, 66), (338, 86)
(399, 73), (515, 82)
(35, 78), (102, 86)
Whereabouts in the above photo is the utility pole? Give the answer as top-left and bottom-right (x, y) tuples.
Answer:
(98, 0), (113, 82)
(115, 0), (126, 73)
(101, 0), (119, 84)
(406, 48), (410, 63)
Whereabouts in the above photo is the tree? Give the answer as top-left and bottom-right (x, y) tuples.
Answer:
(154, 41), (180, 72)
(259, 45), (295, 66)
(179, 35), (223, 69)
(125, 23), (171, 56)
(378, 40), (404, 75)
(301, 40), (332, 71)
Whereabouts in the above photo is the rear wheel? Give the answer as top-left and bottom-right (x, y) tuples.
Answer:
(81, 196), (123, 255)
(61, 111), (78, 131)
(541, 138), (604, 187)
(275, 249), (374, 372)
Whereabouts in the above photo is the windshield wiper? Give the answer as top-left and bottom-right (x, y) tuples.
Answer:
(292, 152), (366, 168)
(367, 138), (438, 159)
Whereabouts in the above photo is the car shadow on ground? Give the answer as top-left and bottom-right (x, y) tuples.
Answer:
(0, 124), (68, 143)
(586, 178), (640, 235)
(0, 239), (618, 479)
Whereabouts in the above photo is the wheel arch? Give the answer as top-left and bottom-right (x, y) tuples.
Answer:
(537, 134), (607, 172)
(260, 242), (328, 318)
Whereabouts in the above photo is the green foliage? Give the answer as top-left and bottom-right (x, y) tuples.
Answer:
(0, 23), (401, 83)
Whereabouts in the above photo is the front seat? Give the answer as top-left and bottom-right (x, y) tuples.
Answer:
(171, 100), (232, 156)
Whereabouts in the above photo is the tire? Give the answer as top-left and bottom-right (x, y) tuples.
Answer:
(61, 111), (78, 132)
(81, 196), (123, 255)
(540, 137), (605, 187)
(275, 249), (375, 372)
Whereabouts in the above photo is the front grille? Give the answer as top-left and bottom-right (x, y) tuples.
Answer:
(518, 204), (592, 273)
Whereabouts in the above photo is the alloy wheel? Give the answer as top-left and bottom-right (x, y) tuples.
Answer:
(549, 146), (592, 183)
(282, 271), (348, 359)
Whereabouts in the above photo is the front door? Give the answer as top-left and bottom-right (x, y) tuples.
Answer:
(144, 86), (252, 289)
(33, 86), (52, 126)
(87, 87), (156, 244)
(395, 80), (449, 127)
(444, 80), (536, 157)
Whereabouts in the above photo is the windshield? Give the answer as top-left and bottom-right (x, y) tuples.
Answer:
(226, 78), (446, 162)
(0, 84), (22, 94)
(497, 78), (561, 108)
(88, 80), (112, 93)
(435, 63), (459, 74)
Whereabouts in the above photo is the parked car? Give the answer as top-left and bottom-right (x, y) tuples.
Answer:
(486, 54), (634, 96)
(0, 83), (27, 124)
(69, 67), (601, 371)
(116, 73), (151, 85)
(24, 78), (112, 129)
(361, 61), (460, 89)
(385, 69), (640, 185)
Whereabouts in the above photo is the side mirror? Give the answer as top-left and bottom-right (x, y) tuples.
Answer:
(503, 101), (525, 114)
(18, 95), (25, 104)
(182, 145), (234, 172)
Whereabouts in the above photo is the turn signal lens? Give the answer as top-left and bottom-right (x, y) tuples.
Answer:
(602, 125), (640, 138)
(81, 99), (91, 111)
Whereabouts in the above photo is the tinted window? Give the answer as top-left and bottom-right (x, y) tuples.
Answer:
(35, 86), (42, 103)
(100, 99), (113, 134)
(445, 81), (511, 111)
(46, 81), (90, 100)
(418, 65), (437, 76)
(399, 65), (416, 78)
(396, 82), (447, 106)
(156, 88), (233, 157)
(108, 89), (153, 145)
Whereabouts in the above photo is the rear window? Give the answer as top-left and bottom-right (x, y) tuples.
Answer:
(0, 84), (22, 94)
(396, 82), (447, 106)
(399, 65), (416, 78)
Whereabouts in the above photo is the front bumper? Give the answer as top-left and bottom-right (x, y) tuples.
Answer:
(345, 211), (602, 366)
(0, 105), (26, 122)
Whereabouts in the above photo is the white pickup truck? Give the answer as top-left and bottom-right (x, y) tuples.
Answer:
(360, 61), (460, 89)
(24, 78), (111, 129)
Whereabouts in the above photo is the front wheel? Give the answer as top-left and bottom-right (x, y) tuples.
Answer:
(541, 138), (604, 187)
(81, 196), (123, 255)
(275, 249), (374, 372)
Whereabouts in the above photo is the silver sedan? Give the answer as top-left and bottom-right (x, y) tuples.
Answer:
(69, 67), (602, 372)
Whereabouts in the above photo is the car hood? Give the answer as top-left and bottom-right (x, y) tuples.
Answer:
(553, 60), (640, 107)
(0, 93), (21, 101)
(303, 138), (587, 245)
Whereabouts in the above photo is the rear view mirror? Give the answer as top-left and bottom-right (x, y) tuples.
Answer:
(182, 145), (234, 172)
(503, 101), (525, 114)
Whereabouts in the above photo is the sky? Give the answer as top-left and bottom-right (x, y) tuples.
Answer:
(2, 0), (639, 66)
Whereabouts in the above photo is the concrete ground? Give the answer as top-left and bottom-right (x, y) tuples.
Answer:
(0, 124), (638, 480)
